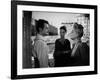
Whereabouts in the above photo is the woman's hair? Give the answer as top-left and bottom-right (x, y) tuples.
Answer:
(73, 23), (84, 38)
(60, 26), (67, 32)
(36, 19), (49, 33)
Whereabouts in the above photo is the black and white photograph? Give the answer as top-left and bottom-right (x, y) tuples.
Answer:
(23, 11), (90, 68)
(11, 1), (97, 79)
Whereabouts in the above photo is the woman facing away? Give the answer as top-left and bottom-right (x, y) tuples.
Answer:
(53, 26), (71, 67)
(70, 23), (89, 66)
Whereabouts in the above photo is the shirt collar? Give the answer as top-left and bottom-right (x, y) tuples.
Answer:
(35, 34), (45, 42)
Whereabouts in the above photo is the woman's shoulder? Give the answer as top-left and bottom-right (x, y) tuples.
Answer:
(78, 42), (89, 50)
(81, 42), (89, 47)
(55, 38), (60, 42)
(65, 39), (70, 43)
(65, 39), (70, 41)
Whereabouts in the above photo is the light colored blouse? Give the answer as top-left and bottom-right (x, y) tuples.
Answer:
(32, 34), (49, 68)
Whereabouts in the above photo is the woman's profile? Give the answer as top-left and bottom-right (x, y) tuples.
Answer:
(70, 23), (89, 66)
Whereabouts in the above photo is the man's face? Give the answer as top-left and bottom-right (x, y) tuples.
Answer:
(42, 23), (49, 36)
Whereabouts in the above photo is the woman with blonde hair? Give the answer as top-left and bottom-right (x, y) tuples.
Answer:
(70, 23), (89, 66)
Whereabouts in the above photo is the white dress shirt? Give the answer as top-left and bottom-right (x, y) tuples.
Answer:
(33, 34), (49, 68)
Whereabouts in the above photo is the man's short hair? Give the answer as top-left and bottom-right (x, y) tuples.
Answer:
(73, 23), (84, 38)
(60, 26), (67, 32)
(36, 19), (49, 33)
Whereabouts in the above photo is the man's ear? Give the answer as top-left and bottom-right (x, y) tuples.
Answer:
(39, 28), (42, 33)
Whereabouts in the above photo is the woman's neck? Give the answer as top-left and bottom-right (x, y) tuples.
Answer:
(60, 37), (65, 40)
(74, 38), (81, 44)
